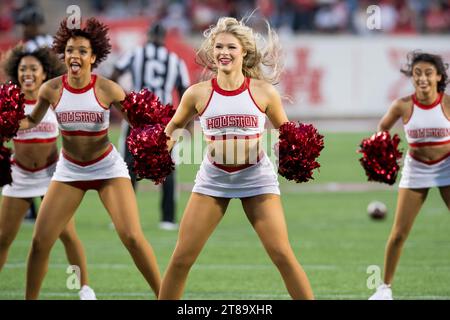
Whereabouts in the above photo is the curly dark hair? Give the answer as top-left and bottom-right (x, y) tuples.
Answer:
(53, 17), (111, 69)
(2, 45), (66, 85)
(401, 51), (449, 93)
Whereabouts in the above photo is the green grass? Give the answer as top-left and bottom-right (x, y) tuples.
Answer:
(0, 126), (448, 300)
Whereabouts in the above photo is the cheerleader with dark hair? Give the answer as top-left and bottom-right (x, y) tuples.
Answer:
(0, 45), (96, 300)
(20, 18), (161, 299)
(370, 51), (450, 300)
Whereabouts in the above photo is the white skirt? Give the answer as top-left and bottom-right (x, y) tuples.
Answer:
(192, 154), (280, 198)
(399, 152), (450, 189)
(52, 144), (130, 182)
(2, 159), (56, 198)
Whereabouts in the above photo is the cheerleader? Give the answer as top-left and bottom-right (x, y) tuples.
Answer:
(370, 52), (450, 300)
(0, 45), (95, 299)
(158, 17), (314, 300)
(20, 18), (161, 299)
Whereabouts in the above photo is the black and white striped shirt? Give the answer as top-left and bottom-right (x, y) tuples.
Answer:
(25, 34), (53, 53)
(115, 42), (190, 105)
(115, 42), (191, 157)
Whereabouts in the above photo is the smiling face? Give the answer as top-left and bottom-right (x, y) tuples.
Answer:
(64, 36), (96, 78)
(213, 32), (246, 74)
(18, 55), (46, 95)
(412, 61), (442, 96)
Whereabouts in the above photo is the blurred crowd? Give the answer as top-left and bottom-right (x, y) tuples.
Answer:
(1, 0), (450, 36)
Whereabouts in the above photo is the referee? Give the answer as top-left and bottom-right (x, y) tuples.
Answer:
(111, 22), (190, 231)
(15, 4), (53, 52)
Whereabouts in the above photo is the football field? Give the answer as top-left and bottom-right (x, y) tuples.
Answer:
(1, 126), (449, 300)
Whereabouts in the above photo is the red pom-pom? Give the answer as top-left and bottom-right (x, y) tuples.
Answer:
(275, 121), (324, 183)
(126, 124), (174, 185)
(358, 131), (403, 185)
(121, 89), (175, 128)
(0, 143), (12, 187)
(0, 83), (25, 140)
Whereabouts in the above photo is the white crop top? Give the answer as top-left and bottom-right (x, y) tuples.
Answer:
(199, 77), (266, 140)
(14, 99), (58, 143)
(52, 74), (110, 136)
(404, 93), (450, 147)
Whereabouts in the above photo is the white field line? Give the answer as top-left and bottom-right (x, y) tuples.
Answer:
(0, 290), (449, 300)
(3, 262), (338, 270)
(5, 262), (450, 272)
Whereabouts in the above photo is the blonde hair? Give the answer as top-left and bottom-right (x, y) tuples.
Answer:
(196, 16), (283, 84)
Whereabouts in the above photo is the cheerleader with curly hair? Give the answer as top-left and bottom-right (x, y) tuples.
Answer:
(0, 45), (96, 300)
(20, 18), (161, 299)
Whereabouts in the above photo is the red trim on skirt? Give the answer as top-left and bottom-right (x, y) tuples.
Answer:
(12, 157), (58, 172)
(207, 151), (264, 172)
(408, 151), (450, 165)
(61, 129), (108, 136)
(13, 137), (57, 144)
(62, 144), (113, 167)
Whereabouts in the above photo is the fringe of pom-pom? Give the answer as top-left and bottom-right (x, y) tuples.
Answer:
(358, 131), (403, 185)
(122, 89), (175, 184)
(126, 124), (175, 185)
(275, 121), (324, 183)
(121, 89), (175, 127)
(0, 83), (25, 140)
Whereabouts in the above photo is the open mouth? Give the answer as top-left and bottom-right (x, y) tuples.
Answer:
(70, 62), (81, 73)
(219, 58), (231, 65)
(22, 78), (35, 86)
